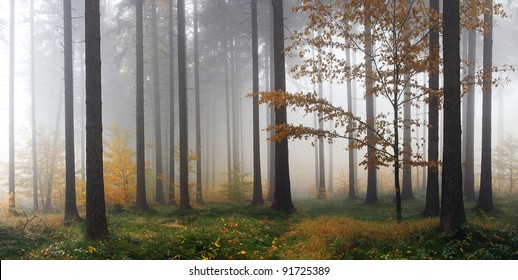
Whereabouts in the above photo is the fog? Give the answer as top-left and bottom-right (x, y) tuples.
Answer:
(0, 0), (517, 206)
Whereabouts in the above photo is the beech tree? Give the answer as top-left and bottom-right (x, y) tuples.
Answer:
(261, 0), (435, 220)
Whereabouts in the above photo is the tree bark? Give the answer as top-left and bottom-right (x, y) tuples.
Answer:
(424, 0), (440, 217)
(168, 0), (176, 205)
(135, 0), (150, 212)
(9, 0), (15, 212)
(477, 0), (494, 212)
(464, 25), (476, 201)
(85, 0), (109, 240)
(269, 0), (294, 213)
(402, 77), (413, 200)
(364, 12), (377, 205)
(346, 45), (356, 200)
(31, 0), (38, 212)
(64, 0), (81, 223)
(178, 0), (191, 210)
(193, 0), (204, 204)
(150, 0), (165, 205)
(440, 0), (466, 231)
(251, 0), (264, 206)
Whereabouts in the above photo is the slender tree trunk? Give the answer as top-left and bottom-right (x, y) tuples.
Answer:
(168, 0), (176, 205)
(151, 0), (165, 205)
(440, 0), (466, 231)
(135, 0), (150, 212)
(328, 85), (333, 195)
(267, 4), (275, 201)
(9, 0), (15, 212)
(402, 77), (413, 200)
(477, 0), (494, 212)
(64, 0), (81, 222)
(270, 0), (294, 213)
(346, 45), (356, 199)
(424, 0), (440, 217)
(31, 0), (38, 212)
(364, 12), (377, 204)
(85, 0), (109, 240)
(193, 0), (204, 204)
(464, 25), (476, 201)
(317, 66), (326, 199)
(223, 1), (232, 192)
(251, 0), (264, 206)
(178, 0), (191, 210)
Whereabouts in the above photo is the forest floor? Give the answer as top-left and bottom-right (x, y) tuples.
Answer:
(1, 193), (517, 260)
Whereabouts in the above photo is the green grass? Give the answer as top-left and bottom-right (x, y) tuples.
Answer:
(1, 194), (517, 260)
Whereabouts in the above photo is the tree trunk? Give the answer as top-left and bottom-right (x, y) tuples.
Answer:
(150, 0), (165, 205)
(31, 0), (38, 212)
(168, 0), (176, 205)
(267, 4), (275, 201)
(346, 45), (356, 200)
(251, 0), (264, 206)
(223, 1), (232, 193)
(85, 0), (109, 240)
(402, 76), (413, 200)
(440, 0), (466, 231)
(135, 0), (150, 212)
(328, 85), (334, 195)
(424, 0), (440, 217)
(477, 0), (494, 212)
(269, 0), (294, 213)
(178, 0), (191, 210)
(317, 67), (326, 199)
(364, 13), (377, 205)
(9, 0), (15, 212)
(64, 0), (81, 222)
(464, 25), (476, 201)
(193, 0), (204, 204)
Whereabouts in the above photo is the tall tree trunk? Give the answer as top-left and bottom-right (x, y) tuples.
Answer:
(270, 0), (294, 213)
(364, 12), (377, 205)
(440, 0), (466, 231)
(267, 4), (275, 201)
(135, 0), (150, 212)
(31, 0), (38, 212)
(151, 0), (165, 205)
(346, 45), (356, 199)
(193, 0), (204, 204)
(64, 0), (81, 222)
(317, 54), (325, 199)
(85, 0), (109, 240)
(328, 85), (333, 195)
(477, 0), (494, 212)
(424, 0), (440, 217)
(402, 77), (413, 200)
(9, 0), (15, 212)
(464, 25), (476, 201)
(168, 0), (176, 205)
(223, 1), (232, 192)
(251, 0), (264, 206)
(178, 0), (191, 210)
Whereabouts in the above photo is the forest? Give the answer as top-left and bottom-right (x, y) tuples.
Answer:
(0, 0), (518, 260)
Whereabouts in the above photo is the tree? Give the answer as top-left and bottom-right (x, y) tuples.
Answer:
(494, 135), (518, 193)
(346, 45), (356, 200)
(476, 0), (494, 212)
(85, 0), (109, 240)
(424, 0), (441, 217)
(251, 0), (264, 206)
(269, 0), (294, 213)
(135, 0), (150, 212)
(151, 0), (165, 205)
(440, 0), (466, 232)
(168, 0), (176, 205)
(264, 1), (435, 220)
(8, 0), (15, 213)
(463, 5), (477, 202)
(178, 0), (191, 210)
(104, 125), (137, 209)
(30, 0), (38, 212)
(193, 0), (204, 204)
(63, 0), (81, 223)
